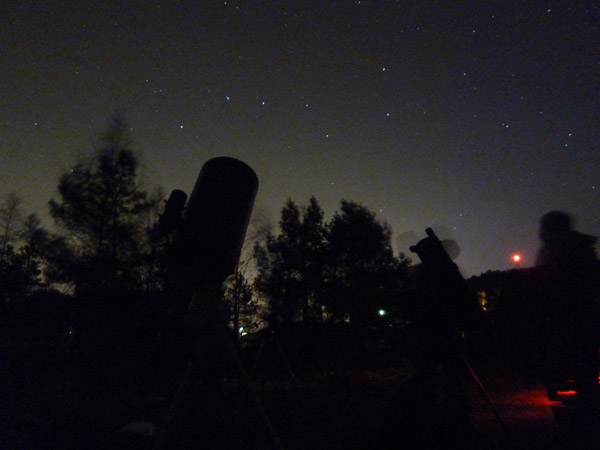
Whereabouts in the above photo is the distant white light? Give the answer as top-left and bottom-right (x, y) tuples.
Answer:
(378, 309), (386, 316)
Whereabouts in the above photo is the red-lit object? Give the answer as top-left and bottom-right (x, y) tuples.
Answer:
(556, 390), (578, 397)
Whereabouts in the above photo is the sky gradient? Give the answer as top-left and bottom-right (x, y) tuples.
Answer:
(2, 1), (599, 276)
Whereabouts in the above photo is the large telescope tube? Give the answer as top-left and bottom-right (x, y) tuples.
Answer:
(176, 157), (259, 292)
(154, 158), (264, 450)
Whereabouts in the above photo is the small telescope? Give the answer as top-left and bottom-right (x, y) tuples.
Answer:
(410, 227), (477, 331)
(158, 189), (187, 234)
(409, 228), (511, 442)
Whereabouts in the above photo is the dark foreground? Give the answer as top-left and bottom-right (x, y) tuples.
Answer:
(1, 349), (599, 450)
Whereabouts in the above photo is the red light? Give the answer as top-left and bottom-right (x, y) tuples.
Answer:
(556, 390), (578, 396)
(512, 254), (521, 263)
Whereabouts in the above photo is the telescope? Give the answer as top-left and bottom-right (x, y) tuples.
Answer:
(153, 158), (284, 450)
(410, 228), (512, 443)
(158, 189), (187, 234)
(160, 156), (259, 299)
(410, 227), (478, 331)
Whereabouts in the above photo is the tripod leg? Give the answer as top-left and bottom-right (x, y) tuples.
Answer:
(224, 335), (285, 450)
(153, 360), (194, 450)
(274, 338), (311, 416)
(249, 338), (266, 381)
(463, 356), (517, 448)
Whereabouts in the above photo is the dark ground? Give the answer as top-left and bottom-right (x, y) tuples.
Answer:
(1, 346), (599, 450)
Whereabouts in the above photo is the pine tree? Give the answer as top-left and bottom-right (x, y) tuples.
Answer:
(48, 115), (158, 297)
(254, 197), (328, 327)
(324, 200), (402, 326)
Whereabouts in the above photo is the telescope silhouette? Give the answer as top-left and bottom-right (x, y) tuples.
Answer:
(154, 157), (284, 450)
(160, 156), (258, 296)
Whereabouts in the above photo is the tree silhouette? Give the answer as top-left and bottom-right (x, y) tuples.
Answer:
(299, 197), (328, 322)
(48, 115), (159, 297)
(254, 199), (304, 326)
(254, 197), (328, 327)
(324, 200), (404, 327)
(0, 192), (23, 264)
(15, 214), (48, 293)
(0, 193), (48, 303)
(223, 268), (256, 345)
(254, 198), (408, 330)
(0, 192), (23, 303)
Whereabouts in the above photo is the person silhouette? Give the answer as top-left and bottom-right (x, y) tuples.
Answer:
(536, 211), (600, 401)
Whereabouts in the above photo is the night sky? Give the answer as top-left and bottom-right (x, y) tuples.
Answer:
(1, 1), (599, 276)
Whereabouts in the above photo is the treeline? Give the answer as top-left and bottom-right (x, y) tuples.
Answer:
(2, 116), (555, 385)
(1, 116), (164, 307)
(253, 197), (410, 329)
(0, 117), (173, 387)
(0, 116), (414, 375)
